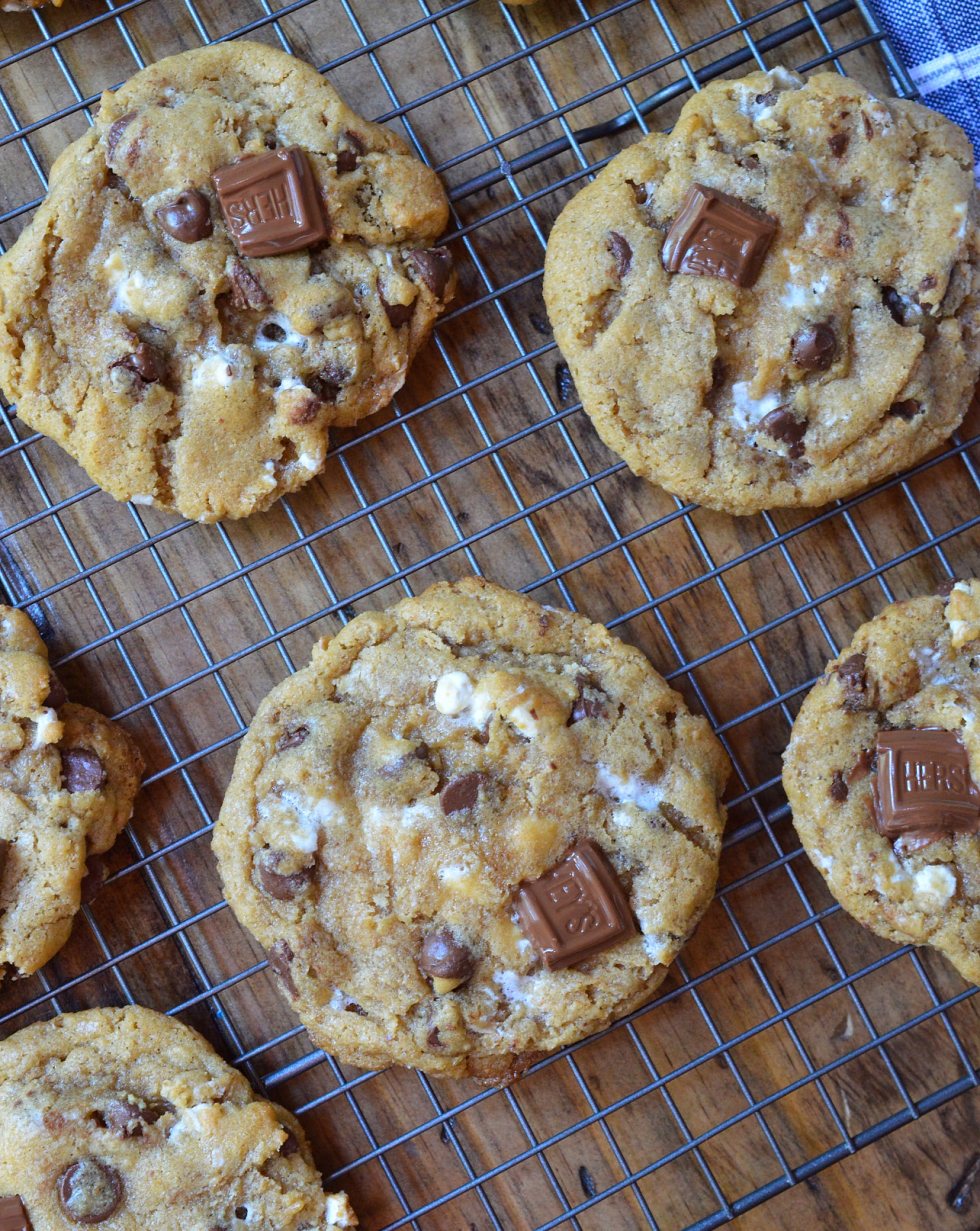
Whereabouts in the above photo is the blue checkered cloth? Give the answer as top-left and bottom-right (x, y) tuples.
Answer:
(867, 0), (980, 178)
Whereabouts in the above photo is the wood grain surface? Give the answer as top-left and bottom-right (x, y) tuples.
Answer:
(0, 1), (977, 1229)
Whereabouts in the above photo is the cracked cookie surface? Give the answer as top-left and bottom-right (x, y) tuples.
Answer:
(0, 605), (142, 985)
(543, 69), (980, 515)
(213, 577), (729, 1082)
(0, 41), (453, 522)
(0, 1005), (357, 1229)
(784, 583), (980, 983)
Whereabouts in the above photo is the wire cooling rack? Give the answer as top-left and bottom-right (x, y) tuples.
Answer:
(0, 1), (978, 1228)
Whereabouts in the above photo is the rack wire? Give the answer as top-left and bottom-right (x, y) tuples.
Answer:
(0, 1), (977, 1228)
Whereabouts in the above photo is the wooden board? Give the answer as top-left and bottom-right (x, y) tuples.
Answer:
(0, 1), (977, 1228)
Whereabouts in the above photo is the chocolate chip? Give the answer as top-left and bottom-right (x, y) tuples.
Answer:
(882, 285), (913, 325)
(920, 273), (938, 293)
(276, 724), (309, 752)
(255, 850), (314, 902)
(101, 1097), (169, 1139)
(755, 90), (778, 107)
(440, 771), (486, 815)
(410, 247), (454, 299)
(607, 231), (632, 280)
(336, 129), (366, 173)
(569, 677), (607, 724)
(288, 395), (320, 425)
(555, 360), (575, 405)
(308, 364), (347, 405)
(836, 653), (872, 711)
(889, 398), (922, 421)
(345, 1001), (368, 1016)
(847, 747), (876, 783)
(268, 939), (297, 996)
(260, 322), (286, 343)
(57, 1159), (123, 1224)
(626, 178), (649, 205)
(828, 132), (850, 157)
(154, 189), (212, 243)
(61, 748), (106, 793)
(418, 928), (475, 983)
(830, 771), (848, 802)
(111, 342), (166, 387)
(426, 1025), (444, 1048)
(382, 295), (415, 328)
(105, 111), (137, 162)
(280, 1125), (300, 1157)
(229, 259), (270, 311)
(758, 407), (806, 459)
(791, 322), (836, 372)
(862, 111), (875, 141)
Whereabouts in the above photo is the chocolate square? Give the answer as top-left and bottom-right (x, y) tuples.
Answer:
(212, 147), (328, 258)
(0, 1195), (31, 1231)
(662, 183), (776, 288)
(874, 728), (980, 841)
(514, 838), (637, 970)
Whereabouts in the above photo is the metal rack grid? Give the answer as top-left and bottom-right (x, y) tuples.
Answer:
(0, 1), (977, 1228)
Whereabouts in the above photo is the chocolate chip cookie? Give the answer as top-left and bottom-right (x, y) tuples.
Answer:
(0, 1), (62, 10)
(0, 1005), (357, 1228)
(544, 68), (980, 515)
(784, 581), (980, 983)
(213, 577), (729, 1082)
(0, 605), (142, 985)
(0, 41), (453, 522)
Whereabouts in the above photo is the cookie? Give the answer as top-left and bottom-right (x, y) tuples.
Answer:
(213, 577), (729, 1082)
(0, 1005), (357, 1228)
(0, 605), (142, 985)
(784, 581), (980, 983)
(0, 41), (454, 522)
(0, 1), (62, 10)
(544, 68), (980, 515)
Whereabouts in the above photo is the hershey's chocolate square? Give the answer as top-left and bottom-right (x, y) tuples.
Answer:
(0, 1195), (31, 1231)
(514, 838), (637, 970)
(662, 183), (776, 288)
(875, 729), (980, 841)
(212, 147), (328, 258)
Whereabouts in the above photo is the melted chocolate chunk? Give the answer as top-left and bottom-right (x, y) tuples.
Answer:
(61, 748), (106, 794)
(276, 724), (309, 752)
(0, 1196), (31, 1231)
(662, 183), (776, 288)
(791, 322), (837, 372)
(381, 294), (415, 328)
(308, 364), (347, 405)
(336, 130), (367, 175)
(828, 132), (850, 157)
(607, 231), (632, 280)
(410, 247), (454, 298)
(255, 850), (314, 901)
(882, 285), (916, 326)
(514, 838), (637, 970)
(847, 747), (876, 784)
(105, 111), (137, 162)
(418, 928), (475, 983)
(279, 1125), (301, 1157)
(836, 653), (872, 712)
(111, 342), (166, 387)
(889, 398), (922, 421)
(569, 677), (608, 724)
(57, 1159), (123, 1224)
(758, 407), (806, 459)
(830, 771), (849, 802)
(154, 189), (213, 243)
(213, 147), (328, 258)
(101, 1096), (170, 1139)
(440, 771), (486, 815)
(268, 939), (297, 996)
(626, 178), (649, 205)
(228, 259), (270, 311)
